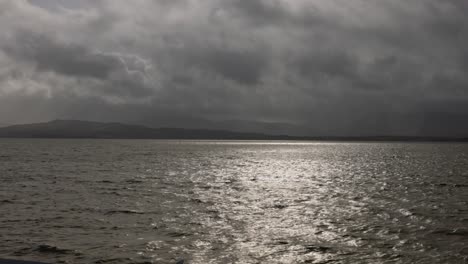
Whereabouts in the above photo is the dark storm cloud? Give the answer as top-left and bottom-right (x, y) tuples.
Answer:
(190, 48), (269, 85)
(1, 30), (155, 98)
(1, 0), (468, 136)
(228, 0), (294, 26)
(226, 0), (326, 28)
(295, 51), (357, 81)
(3, 31), (119, 79)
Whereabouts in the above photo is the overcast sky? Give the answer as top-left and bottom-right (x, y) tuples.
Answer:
(0, 0), (467, 136)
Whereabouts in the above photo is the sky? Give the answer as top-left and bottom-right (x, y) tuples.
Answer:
(0, 0), (467, 136)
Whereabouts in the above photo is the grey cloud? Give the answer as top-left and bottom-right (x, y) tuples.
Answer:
(1, 0), (468, 136)
(227, 0), (292, 26)
(295, 51), (357, 81)
(2, 31), (155, 98)
(154, 30), (270, 86)
(3, 31), (120, 79)
(197, 48), (268, 85)
(226, 0), (325, 28)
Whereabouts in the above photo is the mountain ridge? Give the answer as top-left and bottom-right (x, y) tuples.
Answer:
(0, 120), (293, 140)
(0, 120), (467, 141)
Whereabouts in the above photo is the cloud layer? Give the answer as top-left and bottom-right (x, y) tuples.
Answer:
(1, 0), (467, 136)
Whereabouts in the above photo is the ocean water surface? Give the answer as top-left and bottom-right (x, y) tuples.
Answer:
(0, 140), (467, 263)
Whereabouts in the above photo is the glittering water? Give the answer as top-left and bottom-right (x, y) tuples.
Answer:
(1, 140), (468, 264)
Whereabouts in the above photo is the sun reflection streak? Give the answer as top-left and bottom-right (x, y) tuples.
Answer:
(185, 143), (368, 263)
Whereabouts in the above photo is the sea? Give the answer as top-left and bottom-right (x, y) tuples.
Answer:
(0, 139), (467, 264)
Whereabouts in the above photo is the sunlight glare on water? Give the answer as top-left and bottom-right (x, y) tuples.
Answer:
(1, 140), (468, 263)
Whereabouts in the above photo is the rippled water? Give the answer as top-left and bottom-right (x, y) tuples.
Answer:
(1, 140), (468, 264)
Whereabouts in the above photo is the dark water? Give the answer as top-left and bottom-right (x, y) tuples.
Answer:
(1, 140), (467, 264)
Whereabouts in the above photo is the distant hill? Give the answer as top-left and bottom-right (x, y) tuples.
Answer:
(0, 120), (295, 140)
(0, 120), (466, 141)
